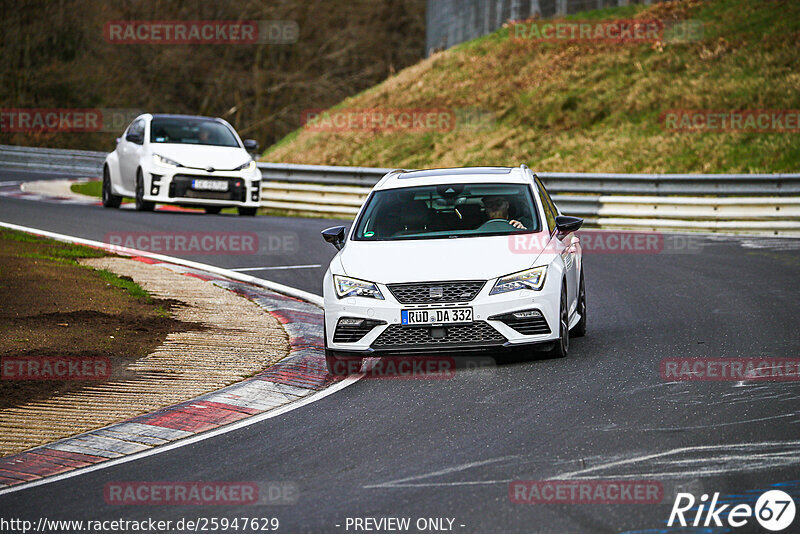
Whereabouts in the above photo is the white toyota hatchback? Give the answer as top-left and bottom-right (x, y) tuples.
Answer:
(321, 165), (586, 375)
(102, 114), (262, 215)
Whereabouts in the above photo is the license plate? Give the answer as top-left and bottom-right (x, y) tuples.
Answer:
(192, 179), (228, 191)
(401, 307), (473, 326)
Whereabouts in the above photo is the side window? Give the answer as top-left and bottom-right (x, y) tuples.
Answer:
(534, 177), (557, 232)
(126, 119), (144, 144)
(134, 120), (145, 141)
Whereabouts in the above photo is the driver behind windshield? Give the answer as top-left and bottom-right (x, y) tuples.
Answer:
(198, 124), (212, 144)
(482, 196), (526, 230)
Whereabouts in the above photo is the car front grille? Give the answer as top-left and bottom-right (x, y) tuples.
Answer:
(371, 321), (506, 349)
(169, 175), (246, 202)
(387, 280), (486, 304)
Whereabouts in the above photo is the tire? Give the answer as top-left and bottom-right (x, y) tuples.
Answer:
(101, 166), (122, 208)
(134, 170), (155, 212)
(204, 206), (223, 215)
(238, 206), (258, 216)
(325, 350), (363, 376)
(571, 269), (587, 338)
(546, 282), (569, 358)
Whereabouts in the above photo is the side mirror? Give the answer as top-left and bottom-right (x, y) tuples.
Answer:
(321, 226), (346, 250)
(555, 215), (583, 237)
(243, 139), (259, 153)
(115, 137), (121, 145)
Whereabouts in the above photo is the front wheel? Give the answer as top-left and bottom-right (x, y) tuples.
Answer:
(238, 206), (258, 216)
(546, 283), (569, 358)
(101, 166), (122, 208)
(325, 350), (363, 376)
(134, 170), (155, 212)
(571, 269), (587, 338)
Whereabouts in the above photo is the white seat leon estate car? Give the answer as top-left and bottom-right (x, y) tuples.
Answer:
(320, 165), (586, 375)
(102, 113), (262, 215)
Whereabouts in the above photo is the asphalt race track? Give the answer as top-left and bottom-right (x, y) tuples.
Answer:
(1, 168), (799, 533)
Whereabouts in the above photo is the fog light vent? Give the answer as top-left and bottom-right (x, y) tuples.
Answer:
(333, 317), (385, 343)
(489, 310), (550, 336)
(338, 318), (364, 327)
(512, 310), (542, 319)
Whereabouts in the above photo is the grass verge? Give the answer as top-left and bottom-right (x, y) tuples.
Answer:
(70, 180), (104, 198)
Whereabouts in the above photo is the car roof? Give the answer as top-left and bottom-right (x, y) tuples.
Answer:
(148, 114), (223, 122)
(374, 166), (532, 190)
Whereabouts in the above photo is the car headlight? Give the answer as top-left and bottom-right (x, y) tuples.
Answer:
(234, 160), (256, 172)
(333, 275), (384, 300)
(152, 154), (181, 168)
(490, 266), (547, 295)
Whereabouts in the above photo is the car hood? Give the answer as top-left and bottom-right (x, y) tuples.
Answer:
(339, 232), (552, 284)
(149, 144), (250, 170)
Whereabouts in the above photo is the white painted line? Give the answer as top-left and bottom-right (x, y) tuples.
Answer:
(0, 376), (361, 496)
(0, 221), (323, 307)
(232, 264), (322, 272)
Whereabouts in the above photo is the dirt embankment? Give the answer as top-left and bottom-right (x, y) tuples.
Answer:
(0, 230), (196, 410)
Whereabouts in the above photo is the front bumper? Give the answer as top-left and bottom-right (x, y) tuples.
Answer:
(141, 165), (261, 207)
(323, 272), (562, 355)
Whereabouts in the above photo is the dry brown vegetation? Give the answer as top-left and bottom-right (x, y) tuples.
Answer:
(266, 0), (800, 173)
(0, 0), (425, 151)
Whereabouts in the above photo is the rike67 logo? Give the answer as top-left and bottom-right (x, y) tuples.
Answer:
(669, 490), (796, 531)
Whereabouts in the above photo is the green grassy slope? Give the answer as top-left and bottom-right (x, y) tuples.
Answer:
(264, 0), (800, 173)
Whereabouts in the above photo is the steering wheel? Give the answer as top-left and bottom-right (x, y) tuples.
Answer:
(477, 219), (516, 232)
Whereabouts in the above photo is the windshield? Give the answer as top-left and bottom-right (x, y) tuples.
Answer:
(149, 118), (240, 147)
(354, 183), (540, 241)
